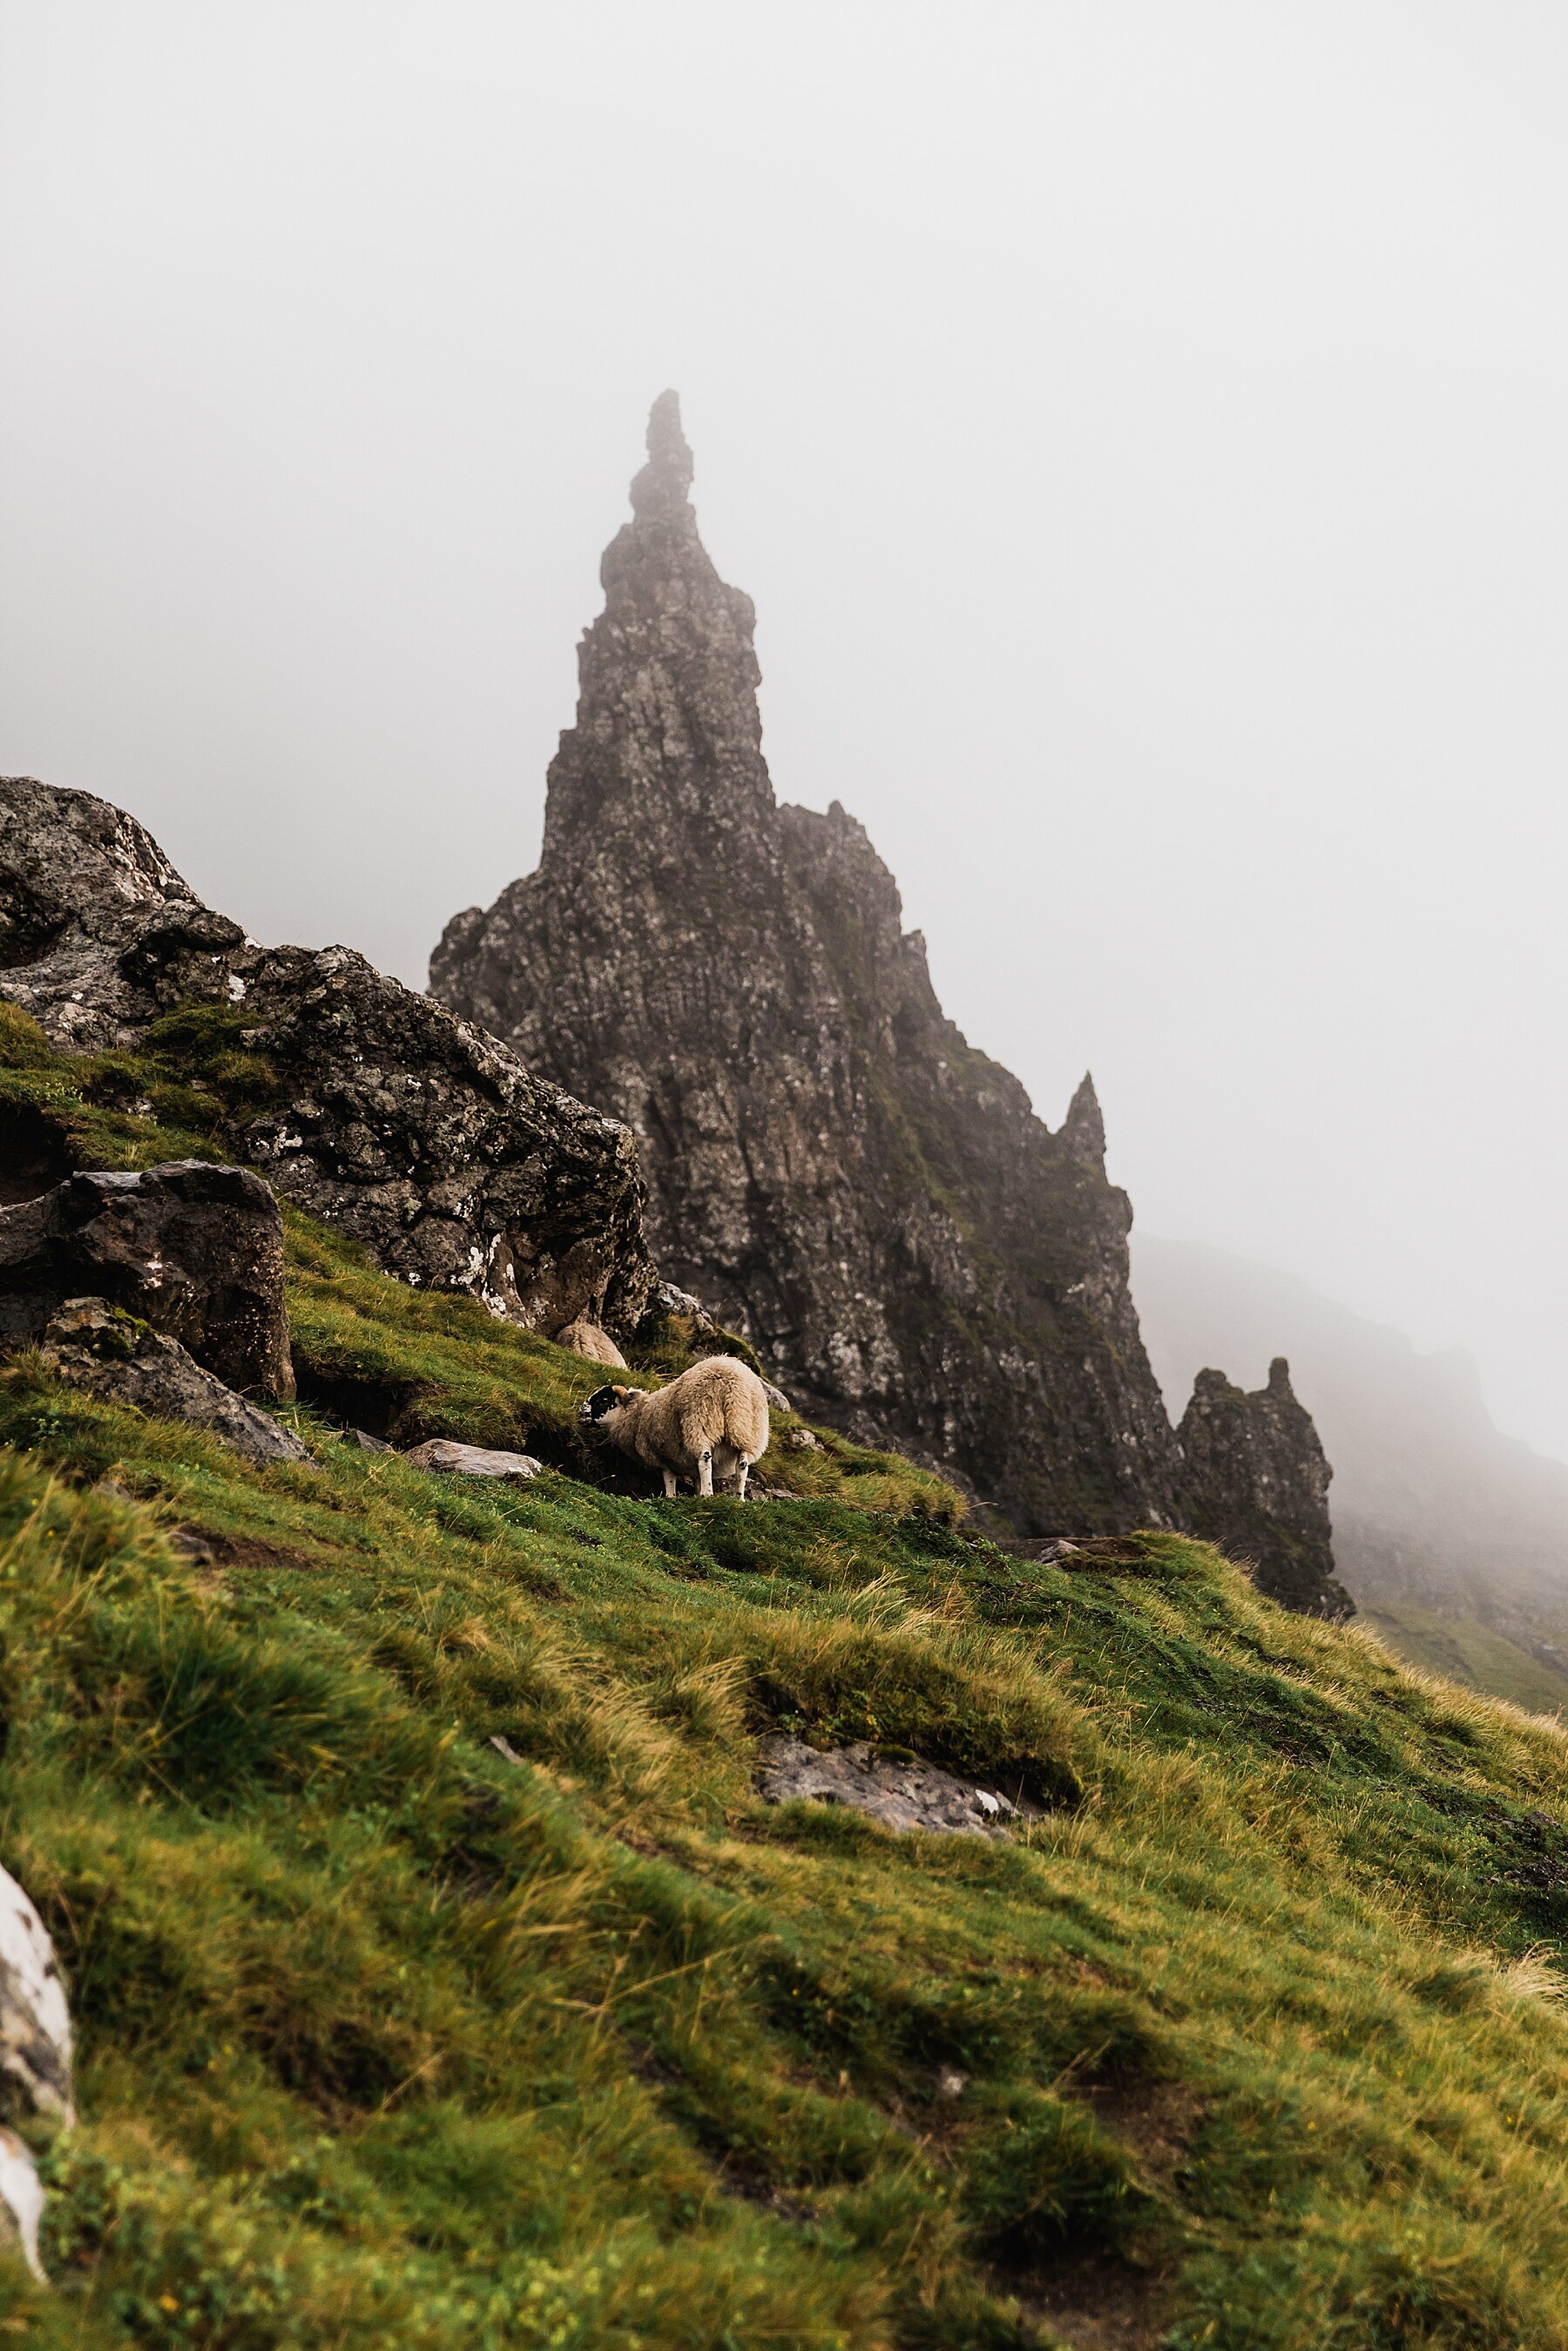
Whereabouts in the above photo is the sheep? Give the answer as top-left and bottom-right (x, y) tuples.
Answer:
(553, 1318), (627, 1368)
(579, 1355), (769, 1498)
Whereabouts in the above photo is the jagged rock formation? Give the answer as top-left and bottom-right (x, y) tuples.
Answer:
(0, 777), (657, 1338)
(1177, 1358), (1351, 1618)
(0, 1160), (294, 1400)
(430, 394), (1341, 1598)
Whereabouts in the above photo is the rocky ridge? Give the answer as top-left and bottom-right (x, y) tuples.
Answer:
(0, 777), (657, 1340)
(431, 394), (1344, 1603)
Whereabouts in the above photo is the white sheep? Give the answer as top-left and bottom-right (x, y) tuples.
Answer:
(579, 1355), (770, 1498)
(553, 1318), (627, 1368)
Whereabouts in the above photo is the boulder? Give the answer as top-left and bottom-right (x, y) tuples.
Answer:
(35, 1299), (309, 1467)
(0, 1160), (293, 1399)
(0, 777), (659, 1341)
(402, 1438), (542, 1481)
(0, 1861), (74, 2280)
(754, 1734), (1037, 1839)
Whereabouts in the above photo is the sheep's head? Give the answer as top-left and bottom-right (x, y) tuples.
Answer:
(579, 1382), (633, 1427)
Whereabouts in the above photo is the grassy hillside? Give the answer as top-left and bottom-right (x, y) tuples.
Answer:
(7, 1006), (1568, 2344)
(1365, 1603), (1568, 1721)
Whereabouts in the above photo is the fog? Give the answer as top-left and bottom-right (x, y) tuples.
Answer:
(5, 4), (1568, 1456)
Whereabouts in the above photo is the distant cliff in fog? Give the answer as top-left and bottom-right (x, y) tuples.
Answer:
(1134, 1232), (1568, 1641)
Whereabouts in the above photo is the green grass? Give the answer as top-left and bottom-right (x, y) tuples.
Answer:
(1365, 1602), (1568, 1720)
(8, 999), (1568, 2342)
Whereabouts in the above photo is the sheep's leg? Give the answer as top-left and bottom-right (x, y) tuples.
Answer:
(736, 1459), (751, 1502)
(697, 1449), (714, 1497)
(662, 1469), (679, 1498)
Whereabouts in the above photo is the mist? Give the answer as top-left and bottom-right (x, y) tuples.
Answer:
(5, 3), (1568, 1456)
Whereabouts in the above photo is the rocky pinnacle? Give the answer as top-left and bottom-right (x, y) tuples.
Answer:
(430, 399), (1344, 1596)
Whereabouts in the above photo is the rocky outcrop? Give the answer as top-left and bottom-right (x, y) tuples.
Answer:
(0, 778), (658, 1339)
(1178, 1358), (1351, 1618)
(35, 1298), (310, 1467)
(754, 1735), (1040, 1840)
(0, 1860), (74, 2278)
(0, 1161), (294, 1399)
(431, 395), (1338, 1598)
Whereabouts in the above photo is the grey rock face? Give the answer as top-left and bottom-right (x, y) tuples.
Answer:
(0, 1160), (294, 1399)
(35, 1298), (310, 1466)
(0, 1860), (75, 2280)
(754, 1735), (1037, 1838)
(1178, 1357), (1352, 1618)
(429, 399), (1178, 1536)
(0, 777), (658, 1339)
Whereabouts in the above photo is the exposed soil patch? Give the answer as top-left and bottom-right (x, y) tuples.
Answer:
(167, 1524), (322, 1577)
(1078, 2077), (1201, 2188)
(998, 2250), (1174, 2351)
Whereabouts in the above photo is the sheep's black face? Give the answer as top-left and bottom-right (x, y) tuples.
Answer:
(579, 1384), (626, 1425)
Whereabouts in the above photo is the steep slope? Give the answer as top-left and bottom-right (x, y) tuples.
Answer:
(4, 1202), (1568, 2341)
(1134, 1233), (1568, 1682)
(5, 1013), (1567, 2346)
(431, 395), (1332, 1588)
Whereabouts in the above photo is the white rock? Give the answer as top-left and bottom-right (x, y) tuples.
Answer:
(0, 1866), (72, 2125)
(0, 2129), (44, 2280)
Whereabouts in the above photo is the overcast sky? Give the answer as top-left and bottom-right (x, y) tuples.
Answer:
(5, 3), (1568, 1456)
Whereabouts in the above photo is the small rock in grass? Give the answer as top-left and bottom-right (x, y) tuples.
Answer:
(781, 1428), (821, 1451)
(754, 1734), (1037, 1840)
(347, 1428), (394, 1454)
(402, 1438), (541, 1481)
